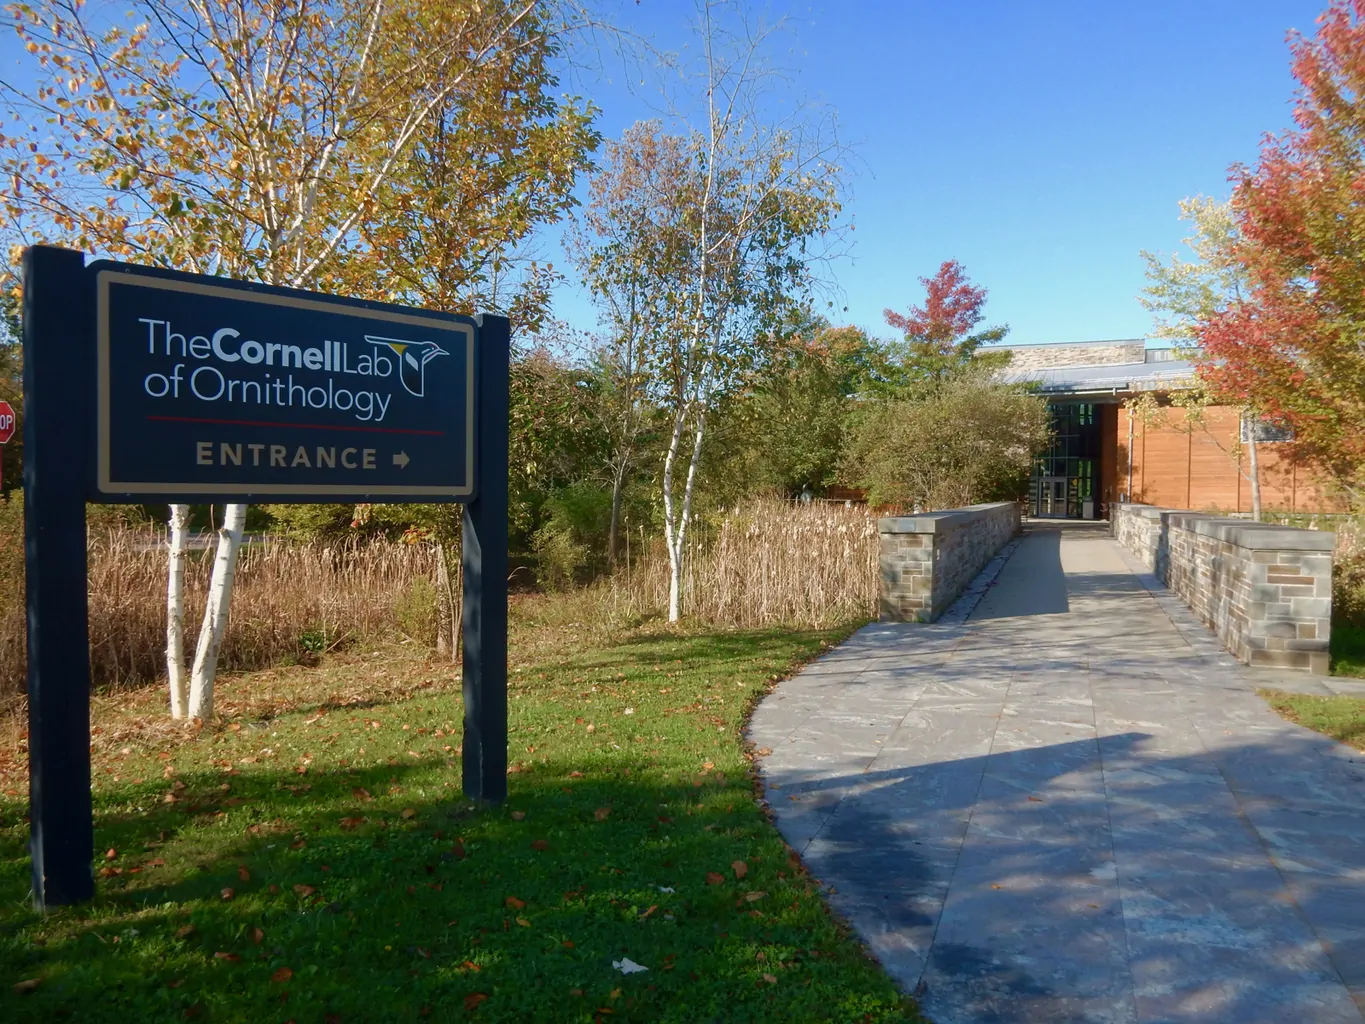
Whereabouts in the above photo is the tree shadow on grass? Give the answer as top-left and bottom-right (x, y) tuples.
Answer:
(0, 756), (919, 1023)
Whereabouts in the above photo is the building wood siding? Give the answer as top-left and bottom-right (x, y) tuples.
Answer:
(1108, 404), (1344, 514)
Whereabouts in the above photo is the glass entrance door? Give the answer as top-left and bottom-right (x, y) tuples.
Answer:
(1038, 476), (1067, 517)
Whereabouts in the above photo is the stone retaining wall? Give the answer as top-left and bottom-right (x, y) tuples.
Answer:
(1111, 503), (1334, 673)
(879, 503), (1021, 623)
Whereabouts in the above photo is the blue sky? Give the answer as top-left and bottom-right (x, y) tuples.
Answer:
(553, 0), (1329, 346)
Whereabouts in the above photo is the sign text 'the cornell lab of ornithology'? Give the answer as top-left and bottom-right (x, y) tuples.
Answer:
(94, 262), (476, 501)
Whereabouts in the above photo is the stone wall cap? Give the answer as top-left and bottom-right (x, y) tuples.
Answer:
(879, 502), (1019, 535)
(1164, 512), (1337, 551)
(1112, 503), (1174, 520)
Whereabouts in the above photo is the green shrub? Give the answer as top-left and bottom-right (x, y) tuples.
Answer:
(394, 574), (437, 644)
(531, 482), (612, 589)
(1335, 552), (1365, 628)
(260, 503), (360, 540)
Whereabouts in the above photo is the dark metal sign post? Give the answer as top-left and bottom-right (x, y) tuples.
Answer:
(21, 246), (509, 909)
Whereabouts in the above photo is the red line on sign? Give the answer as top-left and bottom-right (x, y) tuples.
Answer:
(146, 415), (445, 437)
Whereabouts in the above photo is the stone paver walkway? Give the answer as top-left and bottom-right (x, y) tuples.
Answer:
(751, 522), (1365, 1024)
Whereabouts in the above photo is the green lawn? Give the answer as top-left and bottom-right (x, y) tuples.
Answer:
(0, 626), (922, 1023)
(1260, 689), (1365, 752)
(1331, 623), (1365, 678)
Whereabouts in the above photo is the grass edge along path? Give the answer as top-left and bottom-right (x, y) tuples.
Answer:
(1259, 688), (1365, 754)
(1331, 623), (1365, 679)
(0, 624), (925, 1024)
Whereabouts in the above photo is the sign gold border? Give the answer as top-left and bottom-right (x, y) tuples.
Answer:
(96, 271), (476, 497)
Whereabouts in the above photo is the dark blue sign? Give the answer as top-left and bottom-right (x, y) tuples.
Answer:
(93, 263), (475, 501)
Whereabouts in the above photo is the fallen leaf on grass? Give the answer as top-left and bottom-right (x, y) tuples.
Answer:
(505, 896), (526, 910)
(612, 958), (648, 974)
(175, 925), (196, 939)
(271, 967), (293, 983)
(702, 762), (714, 770)
(145, 858), (166, 868)
(531, 840), (549, 851)
(220, 887), (234, 901)
(640, 904), (657, 919)
(213, 952), (240, 962)
(569, 771), (584, 778)
(237, 865), (250, 881)
(464, 993), (488, 1011)
(762, 973), (778, 984)
(400, 808), (416, 819)
(744, 891), (767, 902)
(706, 872), (724, 885)
(339, 817), (364, 831)
(105, 848), (117, 860)
(99, 867), (122, 877)
(250, 927), (264, 944)
(594, 807), (611, 821)
(515, 917), (531, 927)
(510, 811), (526, 820)
(293, 884), (316, 898)
(13, 978), (40, 994)
(352, 787), (373, 801)
(732, 860), (748, 879)
(462, 960), (481, 972)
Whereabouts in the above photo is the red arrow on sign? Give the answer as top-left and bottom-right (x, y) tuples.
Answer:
(0, 400), (14, 445)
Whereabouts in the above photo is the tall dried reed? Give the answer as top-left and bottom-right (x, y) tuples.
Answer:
(1, 529), (437, 703)
(609, 498), (879, 629)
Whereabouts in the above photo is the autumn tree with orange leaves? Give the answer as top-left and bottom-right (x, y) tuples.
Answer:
(1198, 0), (1365, 503)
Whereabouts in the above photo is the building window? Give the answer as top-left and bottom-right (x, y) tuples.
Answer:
(1239, 417), (1294, 443)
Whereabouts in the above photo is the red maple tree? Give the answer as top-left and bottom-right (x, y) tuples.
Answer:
(885, 259), (988, 346)
(1199, 0), (1365, 497)
(883, 260), (1007, 384)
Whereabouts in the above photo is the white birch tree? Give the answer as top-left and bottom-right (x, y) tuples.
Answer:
(165, 502), (190, 718)
(577, 1), (844, 620)
(658, 0), (843, 620)
(3, 0), (596, 714)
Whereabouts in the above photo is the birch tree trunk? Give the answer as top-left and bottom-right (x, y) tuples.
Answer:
(166, 503), (190, 719)
(1246, 413), (1263, 522)
(608, 463), (626, 567)
(435, 544), (454, 661)
(187, 503), (248, 719)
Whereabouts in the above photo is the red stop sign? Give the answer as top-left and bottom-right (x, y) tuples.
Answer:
(0, 401), (15, 445)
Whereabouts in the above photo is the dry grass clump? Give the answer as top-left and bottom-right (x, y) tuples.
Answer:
(0, 496), (879, 710)
(1, 526), (437, 703)
(1332, 517), (1365, 627)
(608, 497), (878, 629)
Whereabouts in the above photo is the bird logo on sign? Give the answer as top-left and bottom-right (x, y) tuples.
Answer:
(364, 336), (448, 398)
